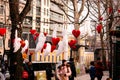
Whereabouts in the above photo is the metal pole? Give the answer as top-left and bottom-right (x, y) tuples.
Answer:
(70, 48), (72, 58)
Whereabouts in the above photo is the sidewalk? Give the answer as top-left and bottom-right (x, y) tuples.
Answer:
(75, 71), (109, 80)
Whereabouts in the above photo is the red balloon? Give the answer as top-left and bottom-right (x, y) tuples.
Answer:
(0, 28), (6, 36)
(51, 45), (56, 52)
(30, 29), (36, 34)
(20, 40), (26, 47)
(72, 30), (80, 38)
(68, 39), (77, 47)
(52, 37), (60, 45)
(22, 70), (28, 79)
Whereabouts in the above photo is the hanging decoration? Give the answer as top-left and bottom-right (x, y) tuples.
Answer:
(41, 43), (47, 53)
(30, 29), (36, 35)
(72, 29), (80, 38)
(51, 45), (56, 52)
(108, 7), (112, 14)
(96, 24), (102, 33)
(44, 32), (48, 36)
(52, 37), (60, 45)
(68, 39), (77, 48)
(56, 41), (64, 56)
(118, 9), (120, 13)
(20, 40), (26, 47)
(0, 28), (6, 36)
(44, 43), (51, 57)
(21, 40), (29, 53)
(99, 16), (103, 21)
(22, 53), (27, 59)
(35, 33), (46, 52)
(13, 30), (21, 52)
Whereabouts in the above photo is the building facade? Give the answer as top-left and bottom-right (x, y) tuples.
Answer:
(0, 0), (68, 62)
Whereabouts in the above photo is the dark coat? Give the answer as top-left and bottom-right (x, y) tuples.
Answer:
(68, 61), (76, 77)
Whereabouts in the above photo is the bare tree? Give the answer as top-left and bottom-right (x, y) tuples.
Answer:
(53, 0), (90, 62)
(9, 0), (32, 80)
(88, 0), (120, 75)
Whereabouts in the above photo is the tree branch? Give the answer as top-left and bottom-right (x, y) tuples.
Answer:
(79, 0), (90, 24)
(19, 0), (32, 22)
(78, 0), (85, 18)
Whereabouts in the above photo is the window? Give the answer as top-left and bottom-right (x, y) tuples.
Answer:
(0, 5), (4, 14)
(36, 7), (40, 15)
(22, 33), (36, 48)
(44, 8), (46, 15)
(23, 17), (32, 25)
(47, 0), (49, 6)
(36, 17), (40, 26)
(36, 0), (41, 6)
(44, 0), (46, 5)
(44, 18), (45, 25)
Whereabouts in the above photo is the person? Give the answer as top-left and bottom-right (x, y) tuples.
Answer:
(23, 59), (34, 80)
(95, 57), (104, 80)
(56, 65), (63, 80)
(46, 68), (54, 80)
(89, 61), (96, 80)
(68, 58), (76, 80)
(106, 78), (112, 80)
(57, 59), (71, 80)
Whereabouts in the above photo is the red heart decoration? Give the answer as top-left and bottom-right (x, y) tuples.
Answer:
(30, 29), (36, 34)
(108, 7), (112, 14)
(44, 32), (47, 36)
(71, 45), (77, 50)
(52, 37), (60, 45)
(99, 17), (103, 21)
(51, 45), (56, 52)
(43, 43), (47, 49)
(25, 49), (28, 53)
(118, 9), (120, 13)
(41, 48), (44, 53)
(68, 39), (77, 47)
(33, 36), (37, 41)
(35, 32), (39, 37)
(96, 24), (102, 33)
(20, 40), (26, 47)
(0, 28), (6, 36)
(72, 30), (80, 38)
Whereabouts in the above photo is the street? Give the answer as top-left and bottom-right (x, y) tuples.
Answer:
(75, 71), (109, 80)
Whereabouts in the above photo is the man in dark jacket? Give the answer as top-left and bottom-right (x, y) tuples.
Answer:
(68, 58), (76, 80)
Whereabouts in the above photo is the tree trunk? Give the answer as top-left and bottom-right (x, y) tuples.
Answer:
(9, 0), (32, 79)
